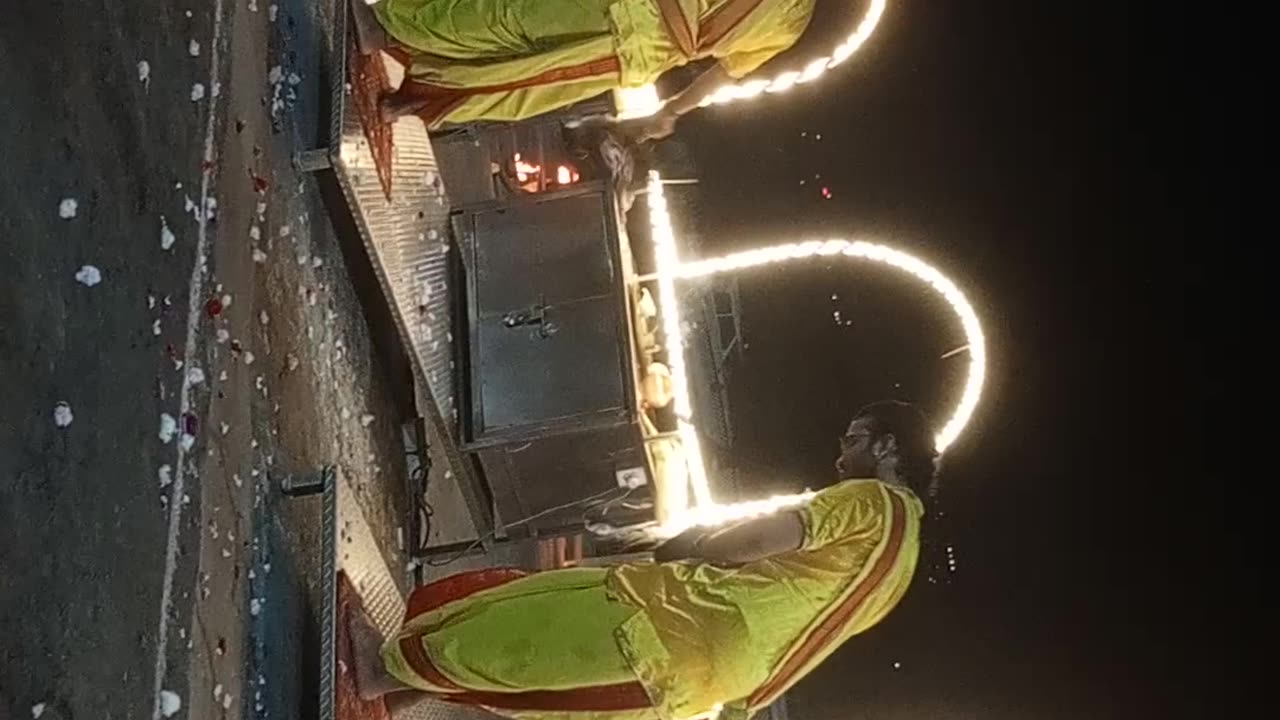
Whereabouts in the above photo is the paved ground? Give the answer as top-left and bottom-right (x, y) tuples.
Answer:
(0, 1), (463, 718)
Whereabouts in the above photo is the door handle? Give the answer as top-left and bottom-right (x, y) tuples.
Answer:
(502, 302), (559, 338)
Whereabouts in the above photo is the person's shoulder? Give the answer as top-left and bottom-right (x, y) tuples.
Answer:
(819, 477), (885, 498)
(799, 479), (891, 549)
(881, 482), (926, 521)
(806, 478), (888, 516)
(817, 478), (922, 515)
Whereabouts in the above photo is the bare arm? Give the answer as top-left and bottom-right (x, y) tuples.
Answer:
(661, 63), (735, 118)
(622, 64), (735, 143)
(693, 511), (806, 566)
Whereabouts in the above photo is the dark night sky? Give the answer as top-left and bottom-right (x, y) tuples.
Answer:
(664, 1), (1231, 717)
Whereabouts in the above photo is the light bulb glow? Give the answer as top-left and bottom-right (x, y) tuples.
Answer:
(644, 171), (987, 536)
(698, 0), (888, 109)
(613, 2), (889, 119)
(647, 172), (713, 507)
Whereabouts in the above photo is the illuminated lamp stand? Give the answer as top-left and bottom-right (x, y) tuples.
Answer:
(640, 171), (988, 536)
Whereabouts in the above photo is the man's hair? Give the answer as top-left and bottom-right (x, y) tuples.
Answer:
(855, 400), (940, 498)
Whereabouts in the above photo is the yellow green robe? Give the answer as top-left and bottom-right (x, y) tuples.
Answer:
(381, 479), (923, 720)
(371, 0), (816, 128)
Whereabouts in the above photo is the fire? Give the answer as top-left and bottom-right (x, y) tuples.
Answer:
(510, 154), (580, 191)
(556, 165), (580, 185)
(513, 153), (541, 184)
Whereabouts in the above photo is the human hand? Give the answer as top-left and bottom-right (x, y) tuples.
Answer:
(617, 108), (679, 144)
(638, 109), (678, 142)
(653, 526), (707, 562)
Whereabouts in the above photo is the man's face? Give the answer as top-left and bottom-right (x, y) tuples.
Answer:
(835, 416), (878, 478)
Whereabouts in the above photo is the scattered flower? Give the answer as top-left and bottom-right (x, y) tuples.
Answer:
(160, 690), (181, 717)
(159, 413), (178, 443)
(53, 402), (74, 427)
(160, 217), (176, 250)
(74, 265), (102, 286)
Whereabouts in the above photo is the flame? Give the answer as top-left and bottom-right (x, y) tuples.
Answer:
(511, 155), (579, 190)
(513, 153), (541, 184)
(556, 164), (580, 185)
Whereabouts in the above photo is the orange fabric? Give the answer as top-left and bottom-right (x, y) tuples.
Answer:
(442, 683), (653, 712)
(655, 0), (698, 57)
(654, 0), (771, 59)
(395, 55), (622, 126)
(404, 567), (529, 619)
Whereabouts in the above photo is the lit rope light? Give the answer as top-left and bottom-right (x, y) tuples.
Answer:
(614, 84), (663, 121)
(644, 172), (987, 535)
(614, 0), (889, 119)
(700, 0), (888, 108)
(647, 172), (714, 507)
(673, 238), (986, 453)
(660, 490), (818, 537)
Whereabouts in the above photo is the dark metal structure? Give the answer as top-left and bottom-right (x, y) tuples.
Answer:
(442, 125), (656, 536)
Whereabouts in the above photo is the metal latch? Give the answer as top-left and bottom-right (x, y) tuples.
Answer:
(501, 301), (559, 338)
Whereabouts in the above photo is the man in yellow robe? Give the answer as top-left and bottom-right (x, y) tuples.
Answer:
(352, 0), (818, 135)
(350, 401), (938, 720)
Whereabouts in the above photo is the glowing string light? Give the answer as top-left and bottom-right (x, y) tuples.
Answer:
(647, 172), (714, 508)
(675, 239), (986, 454)
(644, 171), (987, 535)
(614, 1), (889, 118)
(700, 0), (888, 108)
